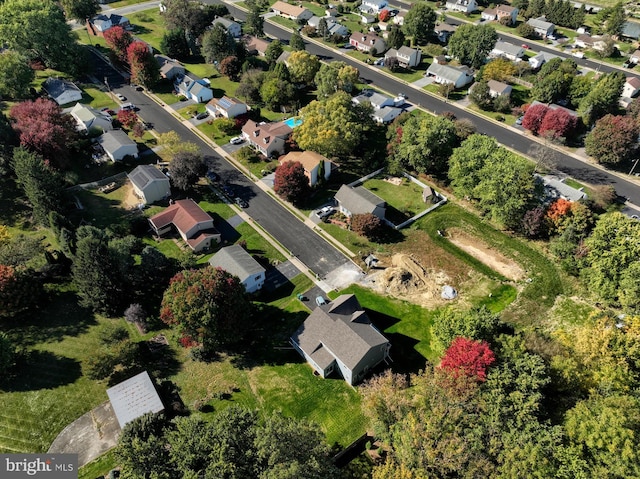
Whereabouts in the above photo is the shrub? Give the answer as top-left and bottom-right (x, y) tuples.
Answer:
(350, 213), (384, 240)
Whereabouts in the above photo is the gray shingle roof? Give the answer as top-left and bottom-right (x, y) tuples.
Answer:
(128, 165), (168, 190)
(208, 244), (265, 281)
(427, 63), (471, 83)
(99, 129), (136, 152)
(492, 41), (523, 57)
(43, 78), (82, 100)
(335, 184), (385, 215)
(291, 294), (389, 370)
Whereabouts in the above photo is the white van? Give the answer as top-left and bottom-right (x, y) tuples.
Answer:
(120, 103), (135, 111)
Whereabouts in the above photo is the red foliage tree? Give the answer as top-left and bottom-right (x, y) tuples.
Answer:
(219, 55), (242, 81)
(127, 41), (160, 88)
(378, 8), (391, 22)
(9, 98), (77, 169)
(546, 198), (573, 233)
(104, 26), (133, 63)
(351, 213), (384, 240)
(117, 109), (138, 129)
(274, 161), (311, 205)
(539, 108), (577, 140)
(522, 103), (549, 135)
(585, 114), (639, 165)
(440, 337), (495, 382)
(0, 265), (40, 318)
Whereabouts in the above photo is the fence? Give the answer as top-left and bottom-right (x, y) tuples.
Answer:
(66, 171), (128, 192)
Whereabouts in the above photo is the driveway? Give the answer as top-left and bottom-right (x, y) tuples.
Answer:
(411, 76), (434, 88)
(264, 260), (300, 291)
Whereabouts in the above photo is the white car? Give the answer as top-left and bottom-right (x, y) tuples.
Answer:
(315, 206), (334, 218)
(115, 93), (126, 101)
(230, 136), (244, 145)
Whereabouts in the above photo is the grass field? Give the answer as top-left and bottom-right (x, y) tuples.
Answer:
(363, 176), (430, 221)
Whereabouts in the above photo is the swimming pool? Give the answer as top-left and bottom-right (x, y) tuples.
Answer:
(283, 117), (303, 128)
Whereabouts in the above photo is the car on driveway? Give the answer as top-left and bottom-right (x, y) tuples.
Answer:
(115, 93), (126, 101)
(315, 206), (334, 219)
(195, 111), (209, 120)
(516, 116), (524, 125)
(234, 197), (248, 208)
(230, 136), (244, 145)
(315, 296), (327, 306)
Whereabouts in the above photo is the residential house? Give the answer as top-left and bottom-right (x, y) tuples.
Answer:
(42, 78), (83, 105)
(434, 23), (457, 43)
(241, 120), (293, 157)
(335, 184), (386, 219)
(481, 8), (497, 21)
(360, 13), (377, 24)
(276, 50), (292, 65)
(384, 46), (422, 68)
(349, 32), (386, 54)
(271, 1), (313, 21)
(208, 245), (266, 293)
(87, 13), (130, 37)
(176, 75), (214, 103)
(622, 21), (640, 40)
(496, 4), (518, 24)
(373, 106), (402, 123)
(360, 0), (388, 13)
(575, 33), (595, 48)
(155, 55), (185, 80)
(490, 41), (524, 61)
(290, 294), (391, 385)
(622, 76), (640, 99)
(148, 199), (221, 253)
(527, 17), (555, 38)
(530, 100), (578, 118)
(212, 16), (242, 37)
(98, 130), (138, 161)
(529, 51), (560, 69)
(206, 96), (248, 119)
(352, 91), (396, 109)
(487, 79), (512, 97)
(243, 35), (270, 56)
(393, 11), (406, 26)
(279, 150), (333, 186)
(127, 164), (171, 204)
(326, 7), (338, 16)
(445, 0), (478, 13)
(426, 63), (474, 88)
(328, 22), (349, 37)
(630, 49), (640, 64)
(70, 103), (112, 133)
(538, 175), (586, 202)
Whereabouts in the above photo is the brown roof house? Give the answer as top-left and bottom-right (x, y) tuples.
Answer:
(241, 120), (292, 157)
(148, 199), (221, 253)
(290, 294), (391, 385)
(243, 35), (271, 57)
(155, 55), (185, 80)
(335, 184), (386, 220)
(271, 0), (313, 21)
(279, 150), (333, 186)
(349, 32), (386, 54)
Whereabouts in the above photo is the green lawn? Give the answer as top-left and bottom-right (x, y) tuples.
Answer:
(234, 221), (287, 263)
(128, 10), (165, 52)
(363, 176), (430, 221)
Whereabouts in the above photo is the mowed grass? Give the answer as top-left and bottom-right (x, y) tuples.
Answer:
(363, 176), (430, 219)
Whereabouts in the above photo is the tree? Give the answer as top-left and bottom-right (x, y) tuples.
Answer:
(585, 114), (638, 165)
(161, 28), (190, 61)
(318, 17), (329, 40)
(160, 267), (252, 351)
(517, 21), (536, 38)
(604, 2), (626, 36)
(386, 25), (406, 50)
(117, 413), (173, 479)
(170, 151), (206, 191)
(127, 41), (160, 88)
(293, 91), (366, 158)
(314, 61), (358, 97)
(218, 55), (242, 81)
(162, 0), (226, 55)
(578, 71), (625, 126)
(522, 103), (550, 134)
(360, 370), (411, 441)
(469, 81), (493, 110)
(157, 131), (200, 161)
(0, 332), (14, 378)
(448, 134), (501, 196)
(103, 25), (133, 64)
(287, 50), (320, 85)
(350, 213), (384, 240)
(60, 0), (98, 23)
(448, 24), (498, 69)
(11, 148), (63, 225)
(289, 31), (305, 51)
(264, 39), (284, 65)
(117, 109), (138, 129)
(260, 75), (295, 111)
(202, 23), (236, 64)
(0, 50), (34, 99)
(0, 0), (85, 74)
(83, 323), (138, 380)
(402, 3), (436, 46)
(539, 108), (577, 140)
(274, 161), (311, 205)
(245, 5), (264, 36)
(0, 264), (41, 319)
(9, 98), (78, 169)
(531, 57), (578, 104)
(521, 206), (548, 238)
(482, 58), (516, 82)
(431, 306), (501, 353)
(440, 337), (496, 381)
(379, 8), (391, 22)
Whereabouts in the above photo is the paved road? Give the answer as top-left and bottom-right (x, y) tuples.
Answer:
(86, 49), (351, 278)
(207, 1), (640, 204)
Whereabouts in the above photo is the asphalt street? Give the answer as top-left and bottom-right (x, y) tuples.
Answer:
(86, 50), (351, 278)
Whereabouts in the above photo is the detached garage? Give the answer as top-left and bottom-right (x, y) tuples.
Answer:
(128, 165), (171, 204)
(99, 130), (139, 161)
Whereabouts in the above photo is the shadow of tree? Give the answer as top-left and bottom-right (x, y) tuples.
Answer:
(1, 350), (82, 392)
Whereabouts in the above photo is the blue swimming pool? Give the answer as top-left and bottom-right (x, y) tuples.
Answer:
(283, 117), (303, 128)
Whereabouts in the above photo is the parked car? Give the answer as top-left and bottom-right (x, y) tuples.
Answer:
(234, 197), (248, 208)
(230, 136), (244, 145)
(206, 171), (219, 183)
(100, 107), (115, 115)
(315, 296), (327, 306)
(521, 44), (530, 49)
(374, 58), (385, 66)
(120, 102), (135, 111)
(195, 111), (209, 120)
(315, 206), (334, 219)
(115, 93), (126, 101)
(222, 185), (235, 197)
(515, 116), (524, 125)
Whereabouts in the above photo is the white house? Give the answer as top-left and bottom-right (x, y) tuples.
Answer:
(445, 0), (478, 13)
(481, 8), (497, 21)
(487, 79), (512, 97)
(206, 96), (247, 119)
(212, 16), (242, 37)
(384, 46), (422, 68)
(527, 17), (555, 38)
(209, 245), (266, 293)
(393, 11), (406, 26)
(426, 63), (474, 88)
(335, 184), (386, 219)
(373, 106), (402, 124)
(127, 164), (171, 204)
(630, 49), (640, 64)
(70, 103), (112, 133)
(622, 77), (640, 99)
(491, 41), (524, 61)
(360, 0), (388, 13)
(529, 51), (560, 69)
(177, 75), (214, 103)
(279, 150), (333, 186)
(87, 13), (130, 37)
(241, 120), (292, 157)
(271, 1), (313, 21)
(98, 130), (138, 161)
(43, 78), (83, 105)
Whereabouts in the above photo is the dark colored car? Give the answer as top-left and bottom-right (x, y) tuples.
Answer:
(234, 197), (248, 208)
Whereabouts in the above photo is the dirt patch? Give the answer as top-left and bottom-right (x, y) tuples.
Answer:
(383, 176), (403, 185)
(446, 228), (524, 281)
(360, 253), (452, 308)
(121, 182), (140, 209)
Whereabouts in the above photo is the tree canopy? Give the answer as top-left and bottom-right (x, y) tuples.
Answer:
(448, 24), (498, 69)
(402, 3), (436, 45)
(60, 0), (99, 23)
(286, 50), (320, 86)
(274, 161), (311, 205)
(314, 61), (359, 97)
(0, 51), (34, 99)
(585, 114), (639, 165)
